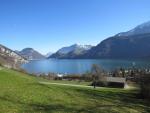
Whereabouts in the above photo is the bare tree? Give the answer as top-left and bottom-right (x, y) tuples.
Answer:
(91, 64), (106, 88)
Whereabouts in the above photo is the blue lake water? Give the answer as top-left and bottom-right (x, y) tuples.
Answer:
(21, 59), (150, 74)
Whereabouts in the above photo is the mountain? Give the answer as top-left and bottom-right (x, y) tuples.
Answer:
(57, 44), (78, 54)
(49, 44), (92, 59)
(0, 44), (27, 68)
(83, 21), (150, 59)
(45, 52), (53, 58)
(50, 21), (150, 59)
(117, 21), (150, 36)
(84, 33), (150, 58)
(17, 48), (45, 60)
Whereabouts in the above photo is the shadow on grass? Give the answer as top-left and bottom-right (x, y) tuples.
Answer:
(1, 82), (150, 113)
(0, 95), (102, 113)
(29, 103), (96, 113)
(73, 88), (150, 113)
(32, 83), (150, 113)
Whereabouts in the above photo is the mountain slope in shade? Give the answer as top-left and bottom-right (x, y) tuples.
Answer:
(0, 44), (27, 68)
(49, 44), (92, 58)
(84, 33), (150, 58)
(18, 48), (45, 60)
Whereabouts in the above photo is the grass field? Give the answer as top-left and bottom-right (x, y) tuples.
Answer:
(0, 68), (150, 113)
(41, 79), (91, 86)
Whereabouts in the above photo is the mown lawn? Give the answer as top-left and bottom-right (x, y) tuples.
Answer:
(41, 79), (91, 86)
(0, 68), (150, 113)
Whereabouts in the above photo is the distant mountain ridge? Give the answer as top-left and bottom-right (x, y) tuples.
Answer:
(17, 48), (45, 60)
(49, 44), (93, 59)
(50, 20), (150, 59)
(57, 44), (92, 54)
(2, 20), (150, 61)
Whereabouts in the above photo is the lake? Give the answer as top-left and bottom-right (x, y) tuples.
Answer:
(21, 59), (150, 74)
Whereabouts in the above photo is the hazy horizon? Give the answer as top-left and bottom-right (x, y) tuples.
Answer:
(0, 0), (150, 54)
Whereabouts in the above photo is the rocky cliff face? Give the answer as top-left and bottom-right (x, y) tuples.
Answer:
(0, 44), (28, 69)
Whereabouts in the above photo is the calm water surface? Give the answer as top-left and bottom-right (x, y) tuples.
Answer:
(21, 59), (150, 74)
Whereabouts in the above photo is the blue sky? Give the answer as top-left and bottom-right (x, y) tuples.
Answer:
(0, 0), (150, 54)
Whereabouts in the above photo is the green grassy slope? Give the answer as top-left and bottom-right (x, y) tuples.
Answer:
(0, 68), (150, 113)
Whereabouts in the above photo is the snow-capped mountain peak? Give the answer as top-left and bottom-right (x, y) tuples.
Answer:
(57, 44), (92, 54)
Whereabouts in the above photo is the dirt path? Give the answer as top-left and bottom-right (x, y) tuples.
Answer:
(39, 81), (133, 89)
